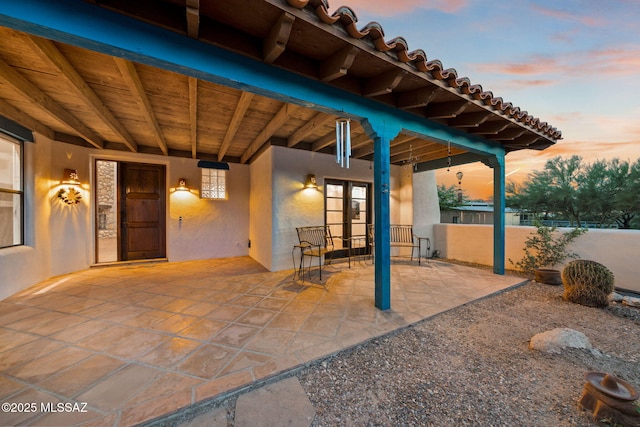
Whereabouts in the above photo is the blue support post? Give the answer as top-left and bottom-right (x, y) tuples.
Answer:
(363, 120), (401, 310)
(491, 154), (506, 274)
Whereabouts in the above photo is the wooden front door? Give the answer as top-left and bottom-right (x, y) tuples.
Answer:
(118, 162), (166, 260)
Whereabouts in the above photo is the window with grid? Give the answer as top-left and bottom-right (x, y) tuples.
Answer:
(0, 134), (23, 248)
(201, 168), (227, 200)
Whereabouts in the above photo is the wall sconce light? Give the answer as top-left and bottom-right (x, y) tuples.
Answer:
(304, 174), (317, 189)
(57, 168), (82, 205)
(62, 169), (80, 185)
(176, 178), (189, 191)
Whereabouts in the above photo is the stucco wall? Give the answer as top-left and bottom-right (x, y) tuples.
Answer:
(249, 149), (273, 270)
(0, 136), (251, 300)
(0, 136), (52, 299)
(269, 146), (408, 272)
(167, 157), (250, 262)
(433, 224), (640, 293)
(412, 170), (440, 258)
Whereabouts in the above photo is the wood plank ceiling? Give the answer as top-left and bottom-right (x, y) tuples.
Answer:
(0, 0), (560, 166)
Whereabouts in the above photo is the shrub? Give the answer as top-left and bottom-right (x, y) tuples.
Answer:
(562, 260), (615, 308)
(510, 222), (587, 277)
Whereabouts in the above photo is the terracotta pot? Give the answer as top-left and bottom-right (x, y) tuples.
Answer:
(535, 268), (562, 285)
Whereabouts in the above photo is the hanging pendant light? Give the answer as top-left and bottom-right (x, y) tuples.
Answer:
(336, 119), (351, 169)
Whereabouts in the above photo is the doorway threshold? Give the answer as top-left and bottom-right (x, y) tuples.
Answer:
(90, 258), (168, 269)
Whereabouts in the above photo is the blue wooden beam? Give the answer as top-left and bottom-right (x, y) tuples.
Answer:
(0, 0), (506, 158)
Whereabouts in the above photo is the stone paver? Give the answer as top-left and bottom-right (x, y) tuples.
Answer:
(0, 257), (523, 426)
(234, 377), (315, 427)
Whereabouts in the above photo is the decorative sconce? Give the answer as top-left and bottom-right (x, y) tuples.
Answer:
(304, 174), (317, 189)
(57, 168), (82, 205)
(176, 178), (189, 191)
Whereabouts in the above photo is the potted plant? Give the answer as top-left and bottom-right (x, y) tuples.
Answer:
(510, 222), (587, 285)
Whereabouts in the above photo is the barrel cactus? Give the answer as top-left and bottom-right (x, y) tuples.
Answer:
(562, 260), (615, 308)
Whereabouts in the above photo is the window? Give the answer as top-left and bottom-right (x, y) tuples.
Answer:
(0, 134), (23, 248)
(201, 168), (227, 200)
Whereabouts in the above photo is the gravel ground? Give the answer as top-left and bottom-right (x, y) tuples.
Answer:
(298, 282), (640, 426)
(164, 281), (640, 427)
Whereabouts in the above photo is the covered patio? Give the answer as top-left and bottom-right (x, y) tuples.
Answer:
(0, 0), (560, 308)
(0, 258), (523, 426)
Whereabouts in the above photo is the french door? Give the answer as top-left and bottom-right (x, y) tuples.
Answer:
(325, 179), (371, 257)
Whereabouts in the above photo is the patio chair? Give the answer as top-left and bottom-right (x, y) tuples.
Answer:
(296, 226), (335, 280)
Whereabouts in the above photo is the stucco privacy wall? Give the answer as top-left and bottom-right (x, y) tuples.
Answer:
(434, 224), (640, 293)
(411, 170), (440, 257)
(269, 145), (408, 272)
(0, 136), (251, 300)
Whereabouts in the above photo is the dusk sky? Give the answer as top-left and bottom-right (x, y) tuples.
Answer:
(341, 0), (640, 199)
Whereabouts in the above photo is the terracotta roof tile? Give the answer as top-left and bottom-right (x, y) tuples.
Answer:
(284, 0), (561, 141)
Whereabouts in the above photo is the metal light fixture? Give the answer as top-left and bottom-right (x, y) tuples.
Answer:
(57, 168), (82, 205)
(336, 118), (351, 168)
(62, 169), (80, 185)
(176, 178), (189, 191)
(304, 174), (317, 189)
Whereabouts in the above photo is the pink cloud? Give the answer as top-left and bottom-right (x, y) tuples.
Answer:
(333, 0), (468, 17)
(507, 79), (555, 87)
(473, 47), (640, 80)
(531, 5), (604, 27)
(474, 56), (559, 76)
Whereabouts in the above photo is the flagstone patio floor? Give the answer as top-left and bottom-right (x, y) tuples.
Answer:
(0, 256), (523, 426)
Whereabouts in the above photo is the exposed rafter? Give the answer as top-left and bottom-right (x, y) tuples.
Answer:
(447, 112), (491, 128)
(186, 0), (200, 39)
(311, 130), (336, 151)
(0, 58), (104, 149)
(25, 34), (138, 152)
(415, 152), (489, 172)
(0, 98), (55, 140)
(390, 142), (439, 164)
(470, 121), (511, 135)
(424, 100), (469, 119)
(351, 133), (415, 159)
(263, 12), (295, 64)
(396, 86), (439, 109)
(188, 77), (198, 158)
(241, 103), (294, 163)
(219, 91), (253, 161)
(492, 127), (527, 141)
(114, 57), (168, 155)
(363, 69), (407, 97)
(319, 45), (358, 82)
(287, 112), (334, 148)
(505, 133), (540, 147)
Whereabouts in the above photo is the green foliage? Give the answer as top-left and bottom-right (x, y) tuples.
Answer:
(507, 155), (640, 229)
(437, 184), (468, 211)
(562, 260), (615, 308)
(509, 222), (587, 277)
